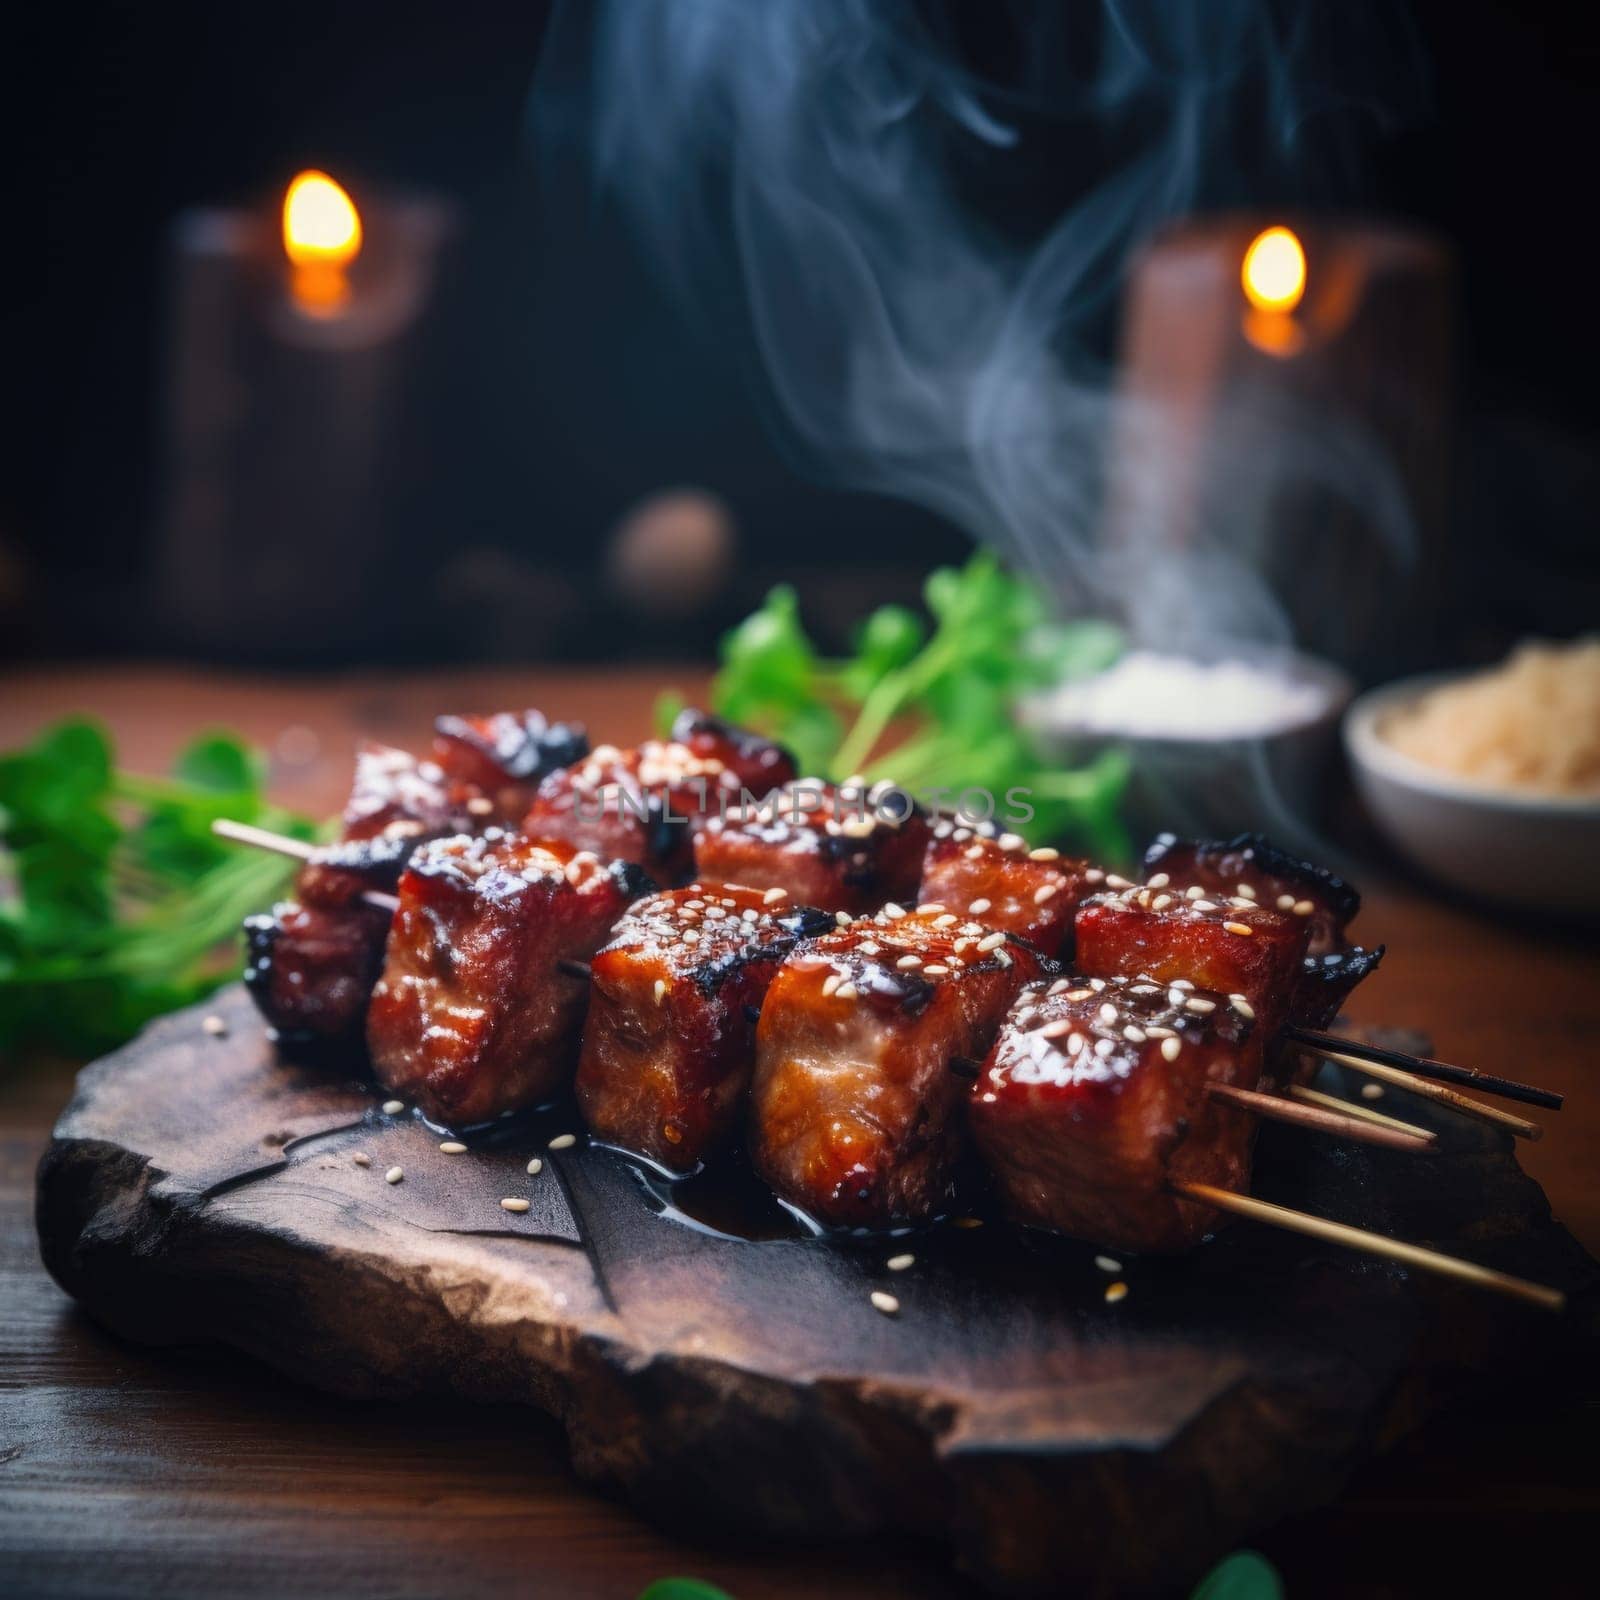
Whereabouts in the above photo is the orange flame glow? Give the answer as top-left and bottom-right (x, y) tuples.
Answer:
(1241, 225), (1306, 315)
(282, 171), (362, 315)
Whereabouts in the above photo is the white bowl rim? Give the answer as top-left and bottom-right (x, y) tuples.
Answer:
(1344, 670), (1600, 817)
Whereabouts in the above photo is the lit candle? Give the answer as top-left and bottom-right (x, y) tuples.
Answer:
(152, 171), (456, 654)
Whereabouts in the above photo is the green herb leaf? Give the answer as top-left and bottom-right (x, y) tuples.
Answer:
(636, 1581), (737, 1600)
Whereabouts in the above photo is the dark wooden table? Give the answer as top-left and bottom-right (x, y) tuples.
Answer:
(3, 666), (1598, 1599)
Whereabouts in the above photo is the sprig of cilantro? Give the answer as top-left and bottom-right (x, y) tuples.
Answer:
(0, 719), (315, 1059)
(687, 553), (1129, 858)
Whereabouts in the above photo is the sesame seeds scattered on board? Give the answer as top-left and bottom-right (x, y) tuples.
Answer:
(439, 1141), (467, 1155)
(202, 1014), (228, 1037)
(352, 1152), (371, 1168)
(870, 1291), (900, 1316)
(1104, 1281), (1129, 1304)
(547, 1133), (577, 1150)
(887, 1253), (915, 1272)
(1094, 1255), (1122, 1273)
(527, 1157), (544, 1175)
(1161, 1037), (1183, 1062)
(500, 1197), (531, 1213)
(381, 1100), (405, 1115)
(384, 1166), (404, 1185)
(1224, 921), (1254, 936)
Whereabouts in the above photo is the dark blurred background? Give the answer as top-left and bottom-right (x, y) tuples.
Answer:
(3, 0), (1596, 670)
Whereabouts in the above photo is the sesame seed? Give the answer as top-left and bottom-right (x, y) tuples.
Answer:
(887, 1253), (915, 1272)
(1161, 1037), (1182, 1061)
(1040, 1019), (1073, 1039)
(1278, 894), (1297, 910)
(968, 898), (992, 916)
(1094, 1255), (1122, 1273)
(997, 833), (1025, 852)
(836, 982), (860, 1000)
(1224, 921), (1254, 937)
(897, 955), (923, 970)
(1361, 1083), (1384, 1101)
(384, 1166), (404, 1185)
(1235, 883), (1257, 899)
(1124, 1025), (1146, 1043)
(923, 964), (950, 976)
(500, 1197), (531, 1213)
(1185, 886), (1205, 900)
(1293, 900), (1315, 916)
(1104, 1281), (1129, 1304)
(762, 886), (787, 904)
(1033, 883), (1059, 905)
(1094, 1037), (1116, 1057)
(977, 932), (1005, 953)
(1230, 995), (1256, 1020)
(870, 1291), (900, 1316)
(202, 1014), (228, 1037)
(1152, 894), (1173, 911)
(1098, 1002), (1119, 1025)
(352, 1152), (371, 1168)
(995, 950), (1012, 967)
(1067, 1033), (1086, 1054)
(1106, 874), (1133, 890)
(920, 902), (947, 914)
(836, 910), (853, 925)
(1146, 873), (1170, 889)
(527, 1158), (544, 1175)
(952, 1216), (984, 1229)
(1047, 978), (1070, 995)
(822, 974), (841, 997)
(682, 930), (700, 945)
(1089, 977), (1107, 991)
(1066, 988), (1093, 1001)
(964, 844), (986, 860)
(654, 979), (668, 1005)
(1167, 988), (1187, 1007)
(1085, 868), (1105, 883)
(382, 1100), (405, 1115)
(1029, 847), (1060, 861)
(882, 902), (907, 919)
(933, 913), (958, 928)
(1192, 899), (1218, 913)
(439, 1141), (467, 1155)
(858, 940), (880, 955)
(1171, 978), (1194, 990)
(547, 1133), (577, 1150)
(1185, 997), (1216, 1014)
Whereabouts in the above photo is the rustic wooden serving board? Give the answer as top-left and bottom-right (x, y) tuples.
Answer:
(36, 985), (1600, 1595)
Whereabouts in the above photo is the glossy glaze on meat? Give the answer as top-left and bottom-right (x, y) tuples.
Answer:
(971, 974), (1260, 1253)
(750, 906), (1046, 1228)
(1075, 878), (1311, 1045)
(576, 884), (834, 1172)
(669, 708), (797, 796)
(524, 736), (773, 880)
(1142, 832), (1360, 958)
(917, 824), (1092, 957)
(367, 832), (653, 1125)
(693, 781), (929, 914)
(432, 710), (588, 825)
(244, 895), (392, 1046)
(341, 742), (465, 842)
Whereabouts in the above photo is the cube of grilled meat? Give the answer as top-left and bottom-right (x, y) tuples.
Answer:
(1142, 832), (1360, 958)
(1075, 878), (1311, 1045)
(918, 823), (1092, 957)
(244, 892), (393, 1046)
(576, 884), (835, 1172)
(971, 974), (1261, 1254)
(432, 709), (587, 825)
(341, 741), (465, 842)
(750, 907), (1046, 1228)
(367, 832), (654, 1126)
(1292, 943), (1386, 1031)
(669, 708), (797, 795)
(694, 780), (929, 915)
(524, 737), (758, 881)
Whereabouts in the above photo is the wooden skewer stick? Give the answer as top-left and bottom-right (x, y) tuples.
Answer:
(1206, 1082), (1434, 1154)
(211, 819), (400, 913)
(1287, 1026), (1562, 1111)
(1172, 1181), (1565, 1312)
(1289, 1084), (1438, 1139)
(1296, 1041), (1542, 1142)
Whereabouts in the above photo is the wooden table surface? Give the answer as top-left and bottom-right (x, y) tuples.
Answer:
(2, 665), (1597, 1599)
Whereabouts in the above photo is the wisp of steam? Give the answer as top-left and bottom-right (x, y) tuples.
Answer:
(531, 0), (1423, 654)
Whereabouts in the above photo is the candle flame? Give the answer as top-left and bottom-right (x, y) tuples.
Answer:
(283, 171), (362, 315)
(1241, 225), (1305, 315)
